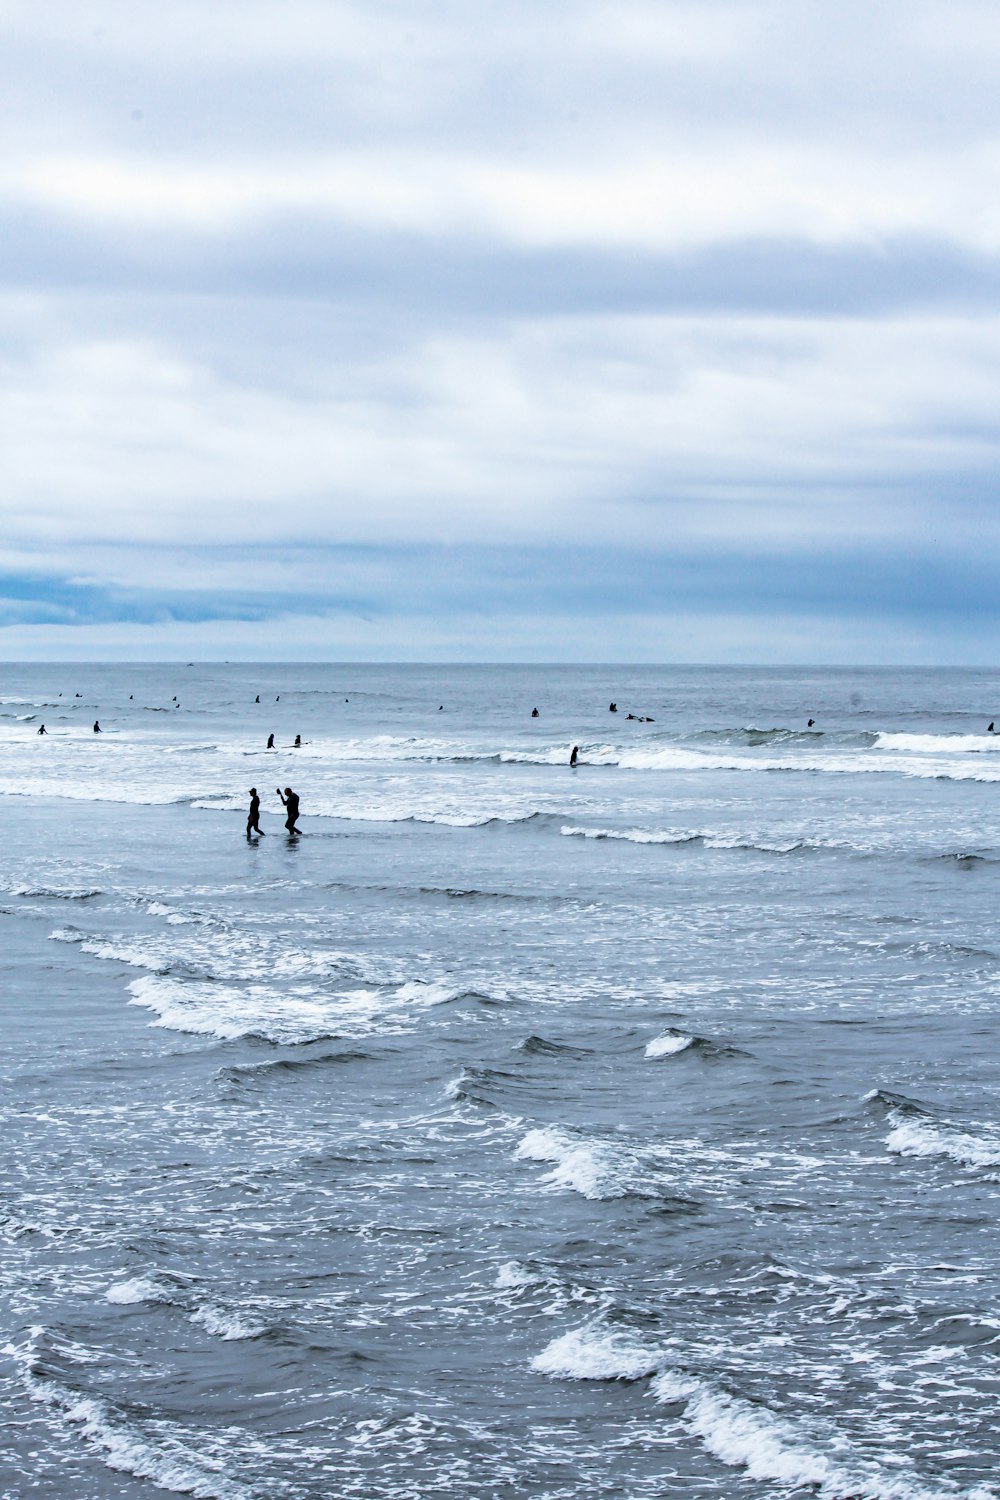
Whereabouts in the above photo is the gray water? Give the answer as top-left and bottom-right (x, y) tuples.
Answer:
(1, 663), (999, 1499)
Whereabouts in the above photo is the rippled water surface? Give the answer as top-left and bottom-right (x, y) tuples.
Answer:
(2, 663), (1000, 1499)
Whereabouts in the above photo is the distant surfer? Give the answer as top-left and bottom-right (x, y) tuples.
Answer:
(531, 707), (539, 718)
(266, 733), (275, 749)
(609, 702), (617, 712)
(246, 787), (264, 839)
(277, 785), (300, 833)
(570, 745), (578, 766)
(93, 720), (102, 733)
(293, 734), (301, 747)
(807, 718), (815, 728)
(37, 724), (46, 735)
(990, 723), (995, 734)
(255, 695), (260, 703)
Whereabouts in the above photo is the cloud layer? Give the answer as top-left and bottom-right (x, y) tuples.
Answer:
(2, 0), (1000, 659)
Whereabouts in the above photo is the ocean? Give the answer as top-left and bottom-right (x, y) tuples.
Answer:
(1, 662), (999, 1500)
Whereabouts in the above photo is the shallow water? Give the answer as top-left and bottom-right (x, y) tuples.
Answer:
(1, 663), (999, 1499)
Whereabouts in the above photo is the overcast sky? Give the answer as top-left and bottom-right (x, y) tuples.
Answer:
(2, 0), (1000, 662)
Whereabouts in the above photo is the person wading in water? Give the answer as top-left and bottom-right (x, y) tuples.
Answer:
(277, 785), (301, 833)
(246, 787), (264, 839)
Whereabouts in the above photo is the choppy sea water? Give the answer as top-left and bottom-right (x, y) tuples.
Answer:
(2, 662), (1000, 1500)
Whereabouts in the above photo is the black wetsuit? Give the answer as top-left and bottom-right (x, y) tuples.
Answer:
(246, 793), (263, 838)
(280, 790), (300, 832)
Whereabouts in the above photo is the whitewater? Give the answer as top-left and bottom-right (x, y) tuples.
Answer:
(1, 661), (998, 1499)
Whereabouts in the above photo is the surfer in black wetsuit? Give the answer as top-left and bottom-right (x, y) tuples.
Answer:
(570, 745), (578, 766)
(246, 787), (264, 839)
(93, 720), (102, 733)
(277, 785), (300, 833)
(266, 733), (275, 749)
(293, 734), (301, 747)
(37, 724), (46, 735)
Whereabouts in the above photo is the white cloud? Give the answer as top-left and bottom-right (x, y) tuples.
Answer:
(8, 140), (1000, 254)
(2, 311), (1000, 558)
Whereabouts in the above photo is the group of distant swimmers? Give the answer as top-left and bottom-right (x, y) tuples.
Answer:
(247, 786), (300, 839)
(607, 702), (654, 721)
(36, 695), (1000, 843)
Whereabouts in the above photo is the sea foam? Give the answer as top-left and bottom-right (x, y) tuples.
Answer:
(645, 1031), (695, 1058)
(515, 1127), (630, 1200)
(885, 1115), (1000, 1171)
(10, 1330), (245, 1499)
(106, 1276), (170, 1306)
(531, 1324), (662, 1381)
(190, 1305), (267, 1341)
(514, 1125), (683, 1201)
(650, 1372), (992, 1500)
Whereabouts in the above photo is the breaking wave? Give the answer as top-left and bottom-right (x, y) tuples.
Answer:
(9, 1329), (246, 1499)
(532, 1321), (993, 1499)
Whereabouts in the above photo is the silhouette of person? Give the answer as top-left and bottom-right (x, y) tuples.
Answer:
(266, 733), (275, 749)
(990, 723), (995, 734)
(293, 734), (301, 747)
(609, 702), (617, 712)
(37, 724), (46, 735)
(246, 787), (264, 839)
(255, 695), (260, 703)
(531, 707), (539, 718)
(807, 719), (815, 728)
(277, 786), (300, 833)
(93, 720), (102, 733)
(570, 745), (578, 766)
